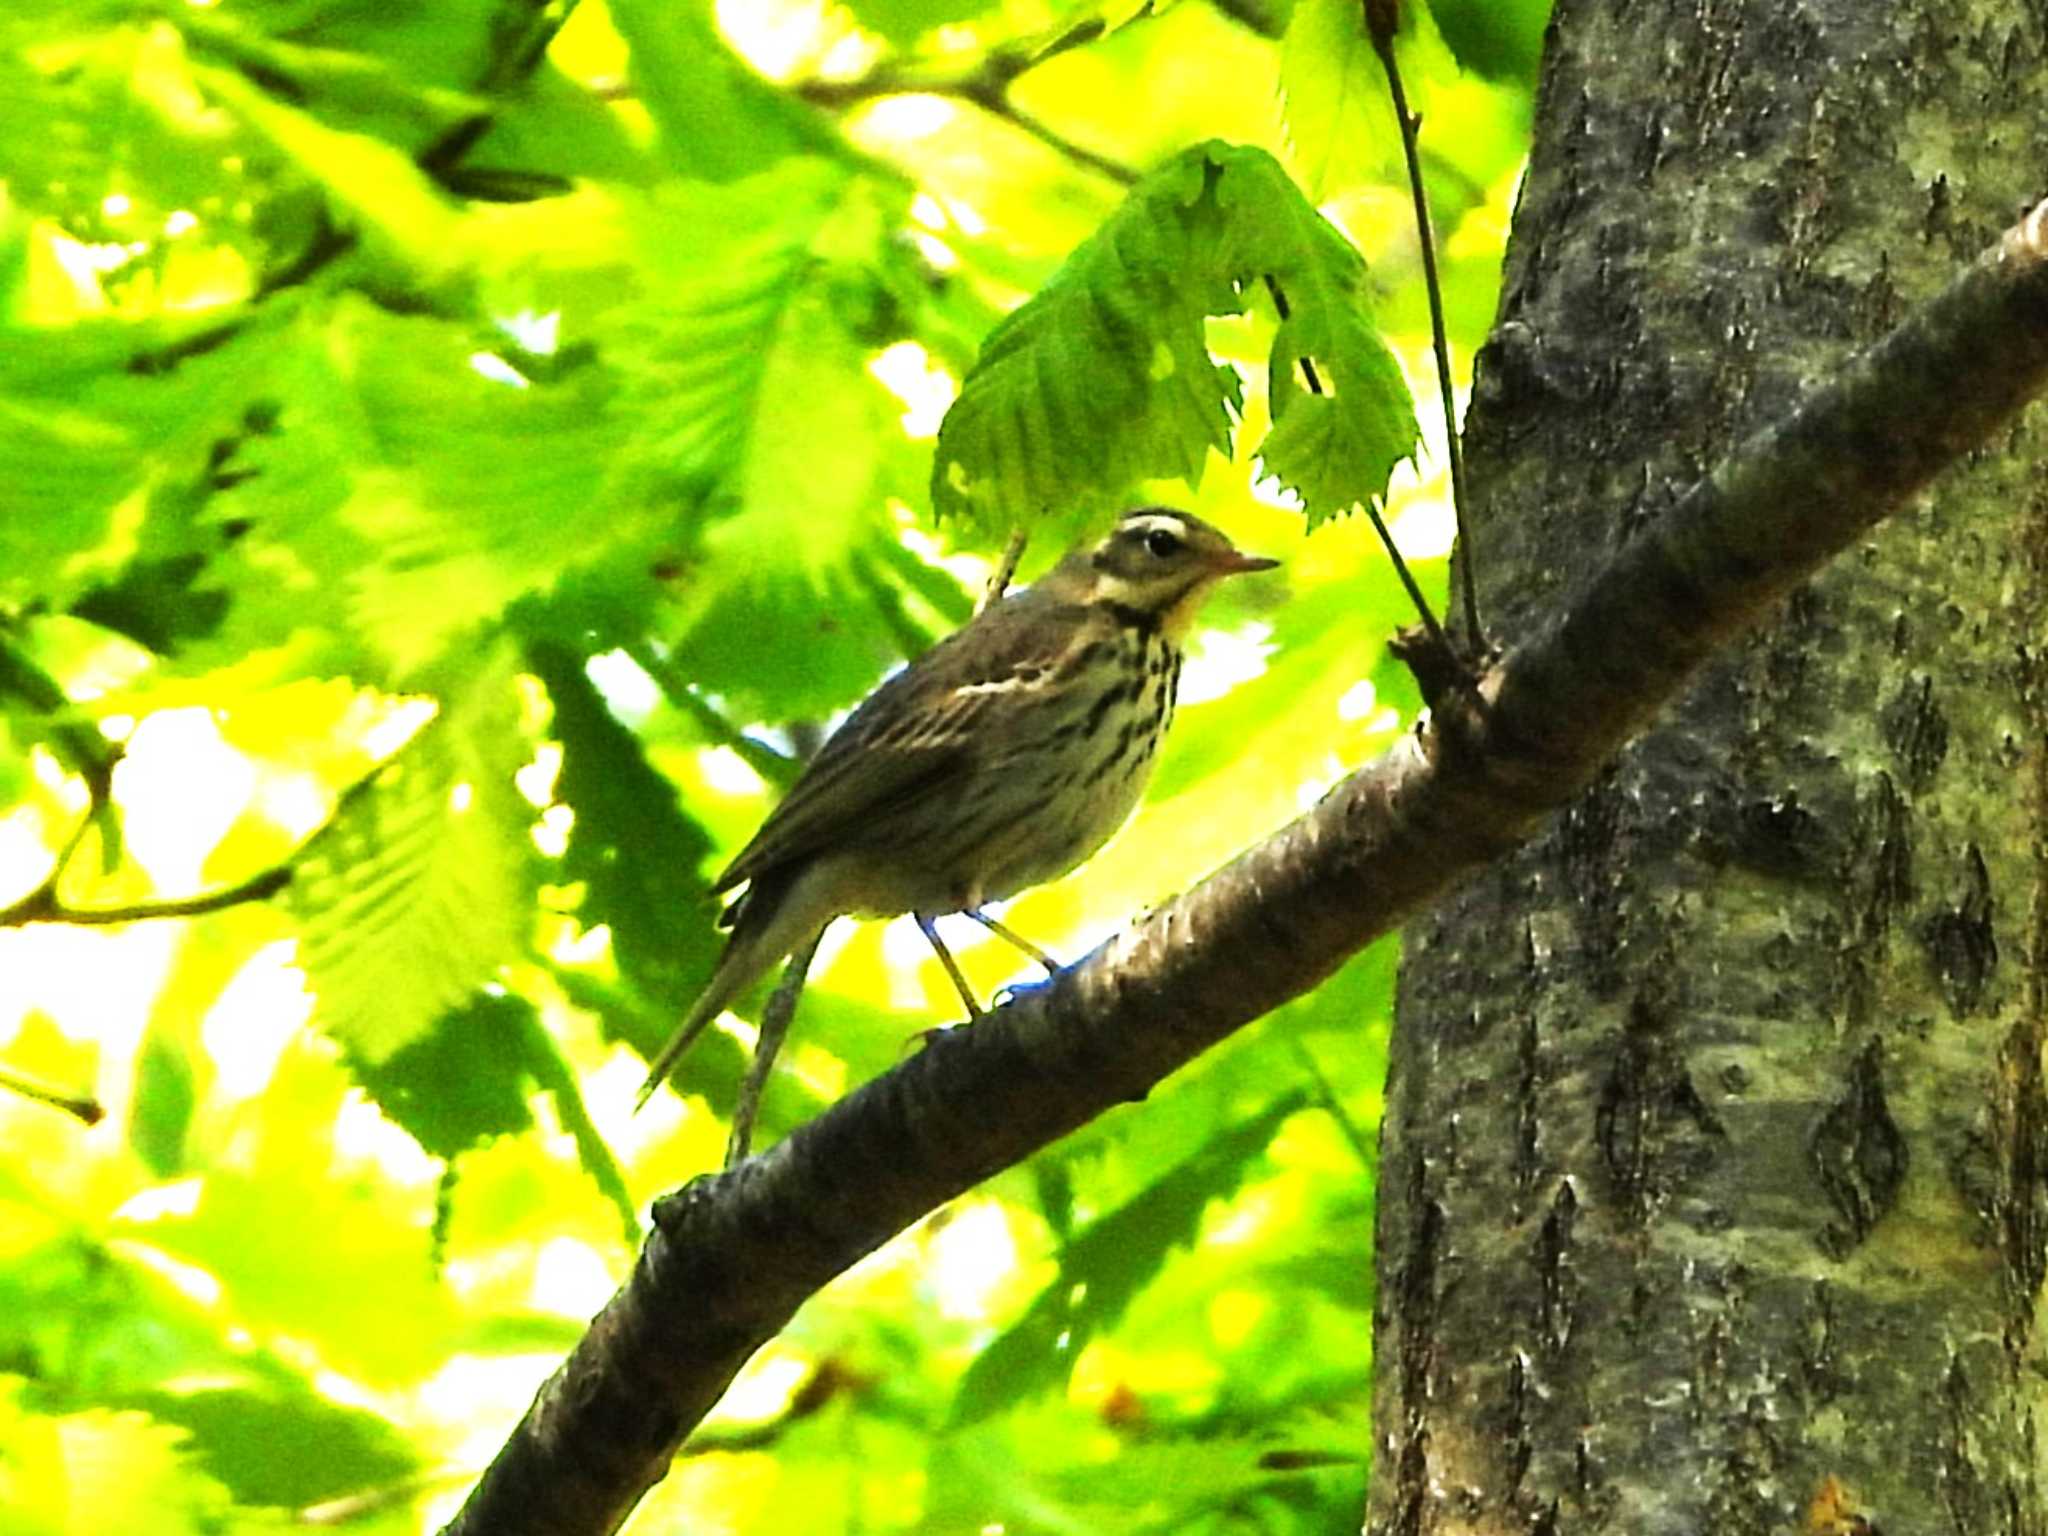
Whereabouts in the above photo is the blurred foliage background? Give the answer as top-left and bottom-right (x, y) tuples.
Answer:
(0, 0), (1549, 1530)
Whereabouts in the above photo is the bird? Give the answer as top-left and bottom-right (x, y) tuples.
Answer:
(636, 506), (1279, 1107)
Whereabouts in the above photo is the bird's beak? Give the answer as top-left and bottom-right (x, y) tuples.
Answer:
(1209, 550), (1281, 577)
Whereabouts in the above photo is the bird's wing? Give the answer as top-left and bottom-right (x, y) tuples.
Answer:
(712, 596), (1088, 894)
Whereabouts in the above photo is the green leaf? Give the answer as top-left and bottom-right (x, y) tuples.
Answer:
(932, 141), (1418, 535)
(951, 1090), (1310, 1425)
(606, 0), (845, 180)
(343, 985), (638, 1240)
(0, 16), (252, 246)
(0, 317), (287, 617)
(127, 1380), (418, 1509)
(1278, 0), (1399, 200)
(193, 63), (473, 299)
(526, 640), (721, 1017)
(348, 991), (541, 1158)
(1222, 156), (1420, 524)
(599, 164), (940, 715)
(469, 62), (661, 191)
(287, 642), (532, 1064)
(133, 1047), (466, 1386)
(177, 8), (484, 153)
(931, 145), (1240, 540)
(1428, 0), (1554, 86)
(182, 0), (500, 95)
(209, 297), (653, 681)
(0, 1382), (235, 1536)
(0, 393), (145, 611)
(839, 0), (1004, 46)
(127, 1025), (196, 1178)
(0, 1228), (226, 1407)
(1282, 0), (1493, 199)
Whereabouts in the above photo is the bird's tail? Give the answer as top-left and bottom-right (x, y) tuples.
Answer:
(634, 871), (805, 1110)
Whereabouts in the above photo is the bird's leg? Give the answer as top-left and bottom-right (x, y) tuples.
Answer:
(915, 912), (984, 1019)
(725, 925), (825, 1166)
(964, 907), (1062, 977)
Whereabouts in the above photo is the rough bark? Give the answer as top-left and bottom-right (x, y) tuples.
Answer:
(1371, 3), (2048, 1534)
(440, 181), (2048, 1534)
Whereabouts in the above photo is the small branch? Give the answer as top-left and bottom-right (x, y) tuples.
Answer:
(0, 739), (408, 931)
(1263, 275), (1450, 653)
(134, 0), (570, 376)
(0, 1066), (103, 1126)
(254, 213), (360, 301)
(1363, 501), (1453, 658)
(625, 644), (801, 791)
(420, 0), (583, 179)
(1369, 5), (1479, 648)
(438, 197), (2048, 1536)
(1287, 1039), (1374, 1172)
(0, 866), (292, 930)
(980, 528), (1030, 611)
(682, 1358), (872, 1456)
(793, 18), (1138, 187)
(972, 96), (1138, 186)
(0, 626), (119, 799)
(799, 71), (1137, 185)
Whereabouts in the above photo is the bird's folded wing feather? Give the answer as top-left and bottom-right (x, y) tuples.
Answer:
(711, 599), (1087, 893)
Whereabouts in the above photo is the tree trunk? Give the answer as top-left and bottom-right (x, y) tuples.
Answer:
(1371, 3), (2048, 1533)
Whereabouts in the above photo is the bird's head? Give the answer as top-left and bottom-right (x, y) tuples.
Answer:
(1045, 508), (1278, 640)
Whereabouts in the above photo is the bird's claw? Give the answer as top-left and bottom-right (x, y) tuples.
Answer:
(993, 973), (1058, 1007)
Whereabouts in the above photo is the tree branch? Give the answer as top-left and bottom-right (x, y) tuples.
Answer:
(439, 201), (2048, 1536)
(0, 866), (292, 929)
(0, 729), (416, 930)
(0, 1065), (103, 1126)
(793, 19), (1140, 187)
(624, 643), (802, 792)
(797, 68), (1138, 186)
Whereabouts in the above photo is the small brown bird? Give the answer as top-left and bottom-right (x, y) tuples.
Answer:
(637, 507), (1278, 1105)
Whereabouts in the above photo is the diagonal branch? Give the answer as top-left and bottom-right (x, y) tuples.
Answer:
(793, 18), (1140, 186)
(0, 724), (424, 930)
(438, 201), (2048, 1536)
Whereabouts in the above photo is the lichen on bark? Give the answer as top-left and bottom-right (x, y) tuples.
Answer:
(1371, 4), (2048, 1533)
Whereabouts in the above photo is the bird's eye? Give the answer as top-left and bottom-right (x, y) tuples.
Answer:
(1143, 528), (1182, 558)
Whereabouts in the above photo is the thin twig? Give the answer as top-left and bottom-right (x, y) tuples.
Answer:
(1369, 7), (1480, 647)
(980, 528), (1030, 611)
(1263, 275), (1449, 650)
(1286, 1039), (1373, 1172)
(1363, 503), (1452, 656)
(0, 731), (417, 930)
(971, 95), (1138, 185)
(681, 1359), (869, 1455)
(0, 867), (293, 930)
(625, 644), (802, 791)
(799, 74), (1137, 185)
(421, 0), (584, 178)
(0, 1066), (103, 1126)
(793, 16), (1138, 186)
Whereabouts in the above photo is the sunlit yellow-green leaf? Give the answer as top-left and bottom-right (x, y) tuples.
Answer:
(0, 1384), (233, 1536)
(287, 643), (531, 1064)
